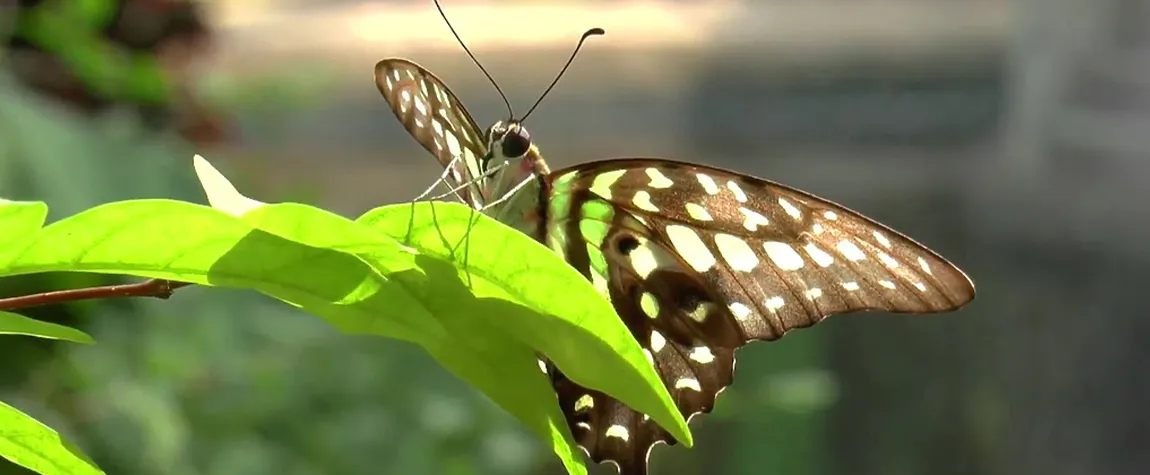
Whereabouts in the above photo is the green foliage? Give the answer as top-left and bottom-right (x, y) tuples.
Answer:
(13, 0), (170, 104)
(0, 156), (691, 475)
(0, 70), (531, 475)
(0, 199), (47, 248)
(0, 401), (103, 475)
(0, 312), (93, 344)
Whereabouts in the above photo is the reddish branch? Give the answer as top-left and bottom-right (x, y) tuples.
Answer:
(0, 279), (192, 310)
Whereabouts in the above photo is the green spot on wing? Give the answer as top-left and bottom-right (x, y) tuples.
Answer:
(578, 201), (614, 277)
(588, 169), (626, 200)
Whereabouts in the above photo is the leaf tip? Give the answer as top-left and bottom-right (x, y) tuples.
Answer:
(192, 154), (266, 217)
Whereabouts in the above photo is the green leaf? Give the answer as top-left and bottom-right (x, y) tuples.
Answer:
(0, 311), (94, 344)
(0, 155), (692, 475)
(0, 199), (48, 253)
(191, 157), (593, 473)
(0, 400), (105, 475)
(237, 203), (592, 474)
(0, 199), (439, 340)
(194, 154), (687, 466)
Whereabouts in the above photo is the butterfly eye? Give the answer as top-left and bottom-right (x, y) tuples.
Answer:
(500, 126), (532, 158)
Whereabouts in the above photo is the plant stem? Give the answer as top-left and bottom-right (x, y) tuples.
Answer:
(0, 279), (192, 310)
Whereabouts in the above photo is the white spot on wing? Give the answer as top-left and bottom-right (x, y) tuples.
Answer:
(628, 237), (677, 279)
(739, 207), (770, 231)
(666, 225), (717, 272)
(444, 130), (463, 159)
(879, 280), (897, 289)
(714, 233), (759, 272)
(836, 240), (867, 261)
(727, 181), (748, 202)
(413, 95), (429, 115)
(689, 346), (716, 364)
(574, 394), (594, 411)
(918, 257), (933, 275)
(639, 292), (659, 319)
(645, 168), (674, 188)
(824, 211), (838, 220)
(873, 231), (893, 248)
(399, 90), (412, 114)
(697, 174), (720, 195)
(763, 241), (805, 270)
(685, 203), (713, 221)
(650, 330), (667, 352)
(877, 251), (900, 269)
(806, 288), (823, 300)
(765, 296), (785, 311)
(590, 170), (626, 200)
(675, 378), (702, 391)
(605, 425), (630, 441)
(803, 243), (835, 267)
(729, 302), (752, 320)
(633, 190), (660, 212)
(436, 108), (454, 128)
(842, 281), (860, 291)
(778, 197), (802, 220)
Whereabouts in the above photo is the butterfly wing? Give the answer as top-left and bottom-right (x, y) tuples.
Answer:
(542, 158), (975, 474)
(375, 58), (491, 208)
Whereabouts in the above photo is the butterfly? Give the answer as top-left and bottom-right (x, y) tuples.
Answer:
(373, 27), (975, 475)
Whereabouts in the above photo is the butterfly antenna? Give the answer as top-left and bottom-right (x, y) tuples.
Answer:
(521, 27), (604, 122)
(434, 0), (514, 120)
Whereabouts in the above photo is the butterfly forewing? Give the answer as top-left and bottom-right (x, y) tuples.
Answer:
(542, 158), (975, 473)
(374, 59), (491, 208)
(550, 158), (974, 341)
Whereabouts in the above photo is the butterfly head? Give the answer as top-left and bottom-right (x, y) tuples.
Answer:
(482, 119), (549, 177)
(484, 120), (532, 161)
(474, 118), (551, 228)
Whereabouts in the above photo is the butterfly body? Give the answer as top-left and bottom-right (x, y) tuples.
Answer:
(375, 58), (975, 475)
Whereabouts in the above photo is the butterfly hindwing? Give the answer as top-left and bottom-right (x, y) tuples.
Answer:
(549, 290), (737, 475)
(547, 205), (739, 474)
(374, 58), (491, 207)
(543, 158), (975, 473)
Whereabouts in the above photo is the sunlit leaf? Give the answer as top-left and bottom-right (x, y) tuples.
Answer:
(0, 311), (94, 344)
(0, 155), (692, 475)
(0, 400), (104, 475)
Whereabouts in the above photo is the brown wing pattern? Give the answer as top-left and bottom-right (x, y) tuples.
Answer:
(374, 58), (491, 207)
(543, 158), (975, 474)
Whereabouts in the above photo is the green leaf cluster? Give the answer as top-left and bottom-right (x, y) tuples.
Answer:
(0, 156), (691, 475)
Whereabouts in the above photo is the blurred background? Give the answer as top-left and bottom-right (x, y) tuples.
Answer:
(1, 0), (1147, 474)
